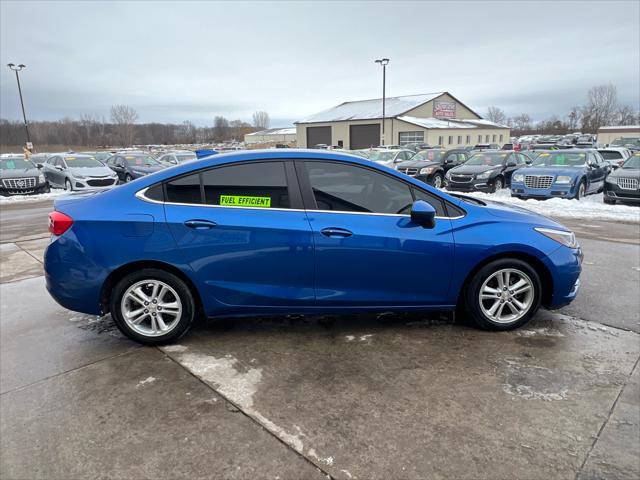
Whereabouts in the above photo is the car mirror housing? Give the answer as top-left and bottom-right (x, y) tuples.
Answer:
(410, 200), (436, 229)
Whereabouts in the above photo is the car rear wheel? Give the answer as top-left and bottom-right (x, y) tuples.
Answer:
(110, 268), (196, 344)
(464, 259), (541, 330)
(492, 176), (504, 193)
(65, 179), (73, 191)
(431, 173), (444, 189)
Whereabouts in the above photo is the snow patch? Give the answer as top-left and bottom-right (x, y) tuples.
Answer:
(162, 344), (188, 352)
(345, 334), (373, 342)
(518, 328), (565, 338)
(460, 189), (640, 223)
(136, 376), (156, 387)
(0, 189), (68, 204)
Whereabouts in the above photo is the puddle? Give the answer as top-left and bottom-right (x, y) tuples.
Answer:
(500, 357), (577, 401)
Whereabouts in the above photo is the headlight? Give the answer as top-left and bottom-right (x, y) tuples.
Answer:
(554, 175), (572, 184)
(445, 170), (452, 179)
(476, 171), (492, 179)
(535, 227), (578, 248)
(38, 174), (45, 183)
(420, 167), (435, 175)
(513, 173), (524, 182)
(605, 177), (617, 185)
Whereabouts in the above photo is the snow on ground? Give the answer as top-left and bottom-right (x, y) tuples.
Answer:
(0, 189), (68, 204)
(460, 189), (640, 223)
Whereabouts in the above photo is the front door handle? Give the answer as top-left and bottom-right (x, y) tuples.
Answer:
(184, 219), (217, 230)
(321, 227), (353, 238)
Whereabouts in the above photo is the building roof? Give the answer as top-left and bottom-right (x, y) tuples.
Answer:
(598, 125), (640, 131)
(246, 127), (297, 136)
(297, 93), (448, 123)
(398, 116), (508, 130)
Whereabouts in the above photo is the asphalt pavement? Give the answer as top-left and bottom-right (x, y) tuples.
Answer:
(1, 197), (639, 479)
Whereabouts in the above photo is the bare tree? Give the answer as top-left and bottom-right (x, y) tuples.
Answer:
(581, 84), (618, 131)
(511, 113), (532, 132)
(110, 104), (139, 147)
(213, 116), (230, 142)
(486, 106), (506, 125)
(615, 105), (638, 126)
(252, 111), (270, 129)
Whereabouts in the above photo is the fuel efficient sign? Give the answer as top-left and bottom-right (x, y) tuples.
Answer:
(220, 195), (272, 207)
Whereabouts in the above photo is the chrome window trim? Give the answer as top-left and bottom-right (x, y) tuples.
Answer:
(136, 186), (463, 220)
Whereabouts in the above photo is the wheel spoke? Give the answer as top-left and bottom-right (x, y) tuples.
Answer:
(150, 282), (160, 300)
(512, 297), (526, 311)
(506, 302), (519, 314)
(513, 284), (531, 296)
(495, 302), (506, 319)
(496, 274), (504, 290)
(156, 315), (168, 331)
(126, 307), (146, 320)
(483, 286), (500, 294)
(503, 271), (511, 288)
(487, 300), (501, 316)
(131, 287), (151, 305)
(131, 312), (149, 325)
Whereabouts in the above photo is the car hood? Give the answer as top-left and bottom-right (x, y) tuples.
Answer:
(67, 166), (115, 177)
(396, 159), (439, 168)
(518, 166), (584, 177)
(475, 197), (566, 230)
(451, 164), (501, 175)
(0, 168), (41, 179)
(609, 168), (640, 179)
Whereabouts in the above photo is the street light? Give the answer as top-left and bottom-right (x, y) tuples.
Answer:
(7, 63), (32, 150)
(374, 58), (389, 145)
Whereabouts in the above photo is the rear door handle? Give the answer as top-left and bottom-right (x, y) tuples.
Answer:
(184, 219), (217, 230)
(321, 227), (353, 238)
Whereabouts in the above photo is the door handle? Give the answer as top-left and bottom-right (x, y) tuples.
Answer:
(184, 219), (217, 230)
(321, 227), (353, 238)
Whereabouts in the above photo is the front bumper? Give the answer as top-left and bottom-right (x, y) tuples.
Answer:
(446, 178), (493, 192)
(0, 183), (49, 196)
(604, 182), (640, 203)
(543, 245), (583, 309)
(510, 182), (576, 199)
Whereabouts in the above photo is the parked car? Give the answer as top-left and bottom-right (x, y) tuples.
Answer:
(81, 151), (112, 163)
(44, 149), (582, 344)
(609, 137), (640, 151)
(510, 150), (609, 200)
(473, 143), (500, 151)
(396, 148), (468, 188)
(597, 148), (632, 169)
(603, 153), (640, 205)
(367, 148), (414, 168)
(0, 155), (50, 196)
(157, 150), (198, 165)
(106, 153), (165, 183)
(502, 143), (514, 150)
(403, 142), (431, 153)
(445, 151), (530, 193)
(42, 154), (118, 191)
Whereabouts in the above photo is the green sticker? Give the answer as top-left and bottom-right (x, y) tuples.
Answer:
(220, 195), (271, 208)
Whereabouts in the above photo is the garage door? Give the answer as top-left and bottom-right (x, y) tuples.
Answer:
(306, 126), (331, 148)
(350, 124), (380, 149)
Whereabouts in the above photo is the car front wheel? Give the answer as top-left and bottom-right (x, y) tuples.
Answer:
(492, 176), (504, 193)
(464, 259), (541, 330)
(431, 173), (444, 189)
(125, 174), (133, 183)
(110, 268), (196, 344)
(65, 179), (73, 191)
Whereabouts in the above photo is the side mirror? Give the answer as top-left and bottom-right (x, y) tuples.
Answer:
(507, 161), (517, 167)
(36, 163), (43, 169)
(410, 200), (436, 229)
(55, 165), (64, 171)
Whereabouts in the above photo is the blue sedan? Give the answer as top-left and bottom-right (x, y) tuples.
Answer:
(44, 150), (583, 344)
(511, 150), (610, 200)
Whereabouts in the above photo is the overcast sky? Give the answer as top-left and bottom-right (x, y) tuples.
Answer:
(1, 0), (638, 127)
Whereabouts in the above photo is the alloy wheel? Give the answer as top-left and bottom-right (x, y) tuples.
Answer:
(478, 268), (534, 324)
(121, 279), (183, 337)
(433, 175), (443, 189)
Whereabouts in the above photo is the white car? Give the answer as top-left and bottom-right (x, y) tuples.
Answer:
(597, 147), (632, 169)
(366, 149), (415, 169)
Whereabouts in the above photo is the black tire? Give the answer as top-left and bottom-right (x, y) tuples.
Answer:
(491, 176), (504, 193)
(43, 183), (51, 193)
(110, 268), (196, 345)
(431, 173), (444, 189)
(603, 196), (616, 205)
(125, 174), (133, 183)
(65, 179), (73, 191)
(575, 180), (586, 200)
(463, 258), (542, 331)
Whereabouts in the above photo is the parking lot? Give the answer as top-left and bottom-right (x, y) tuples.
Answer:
(1, 198), (638, 479)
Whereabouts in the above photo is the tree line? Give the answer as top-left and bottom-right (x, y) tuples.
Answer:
(0, 106), (273, 149)
(486, 84), (638, 136)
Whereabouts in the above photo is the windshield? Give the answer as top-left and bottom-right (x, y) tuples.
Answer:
(368, 151), (396, 162)
(611, 137), (640, 147)
(124, 155), (160, 167)
(598, 151), (622, 160)
(412, 150), (445, 163)
(176, 153), (197, 162)
(465, 152), (507, 166)
(622, 156), (640, 169)
(0, 158), (35, 170)
(532, 152), (587, 167)
(65, 156), (104, 168)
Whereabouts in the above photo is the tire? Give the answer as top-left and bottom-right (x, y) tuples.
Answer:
(110, 268), (196, 345)
(603, 196), (616, 205)
(491, 176), (504, 193)
(463, 258), (542, 331)
(431, 173), (444, 189)
(575, 181), (586, 200)
(125, 174), (133, 183)
(65, 179), (73, 191)
(43, 183), (51, 193)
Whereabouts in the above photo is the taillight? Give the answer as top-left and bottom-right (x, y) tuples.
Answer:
(49, 211), (74, 236)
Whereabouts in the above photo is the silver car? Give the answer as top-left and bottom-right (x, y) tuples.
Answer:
(42, 153), (119, 191)
(156, 150), (197, 165)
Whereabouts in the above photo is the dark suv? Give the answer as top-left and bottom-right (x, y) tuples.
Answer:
(396, 149), (469, 188)
(446, 150), (531, 193)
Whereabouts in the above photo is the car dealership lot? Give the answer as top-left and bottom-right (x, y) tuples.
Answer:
(1, 199), (639, 479)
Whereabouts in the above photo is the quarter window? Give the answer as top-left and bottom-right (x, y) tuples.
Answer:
(166, 173), (202, 204)
(202, 162), (290, 208)
(305, 161), (413, 215)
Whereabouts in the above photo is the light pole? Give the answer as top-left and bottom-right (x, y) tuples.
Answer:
(374, 58), (389, 145)
(7, 63), (32, 150)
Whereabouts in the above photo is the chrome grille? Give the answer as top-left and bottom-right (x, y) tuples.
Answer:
(451, 174), (473, 183)
(2, 177), (36, 189)
(525, 175), (553, 189)
(617, 177), (639, 190)
(398, 168), (419, 176)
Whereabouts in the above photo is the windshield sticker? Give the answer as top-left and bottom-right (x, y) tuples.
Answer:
(65, 156), (76, 160)
(539, 153), (550, 157)
(220, 195), (271, 208)
(5, 160), (15, 169)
